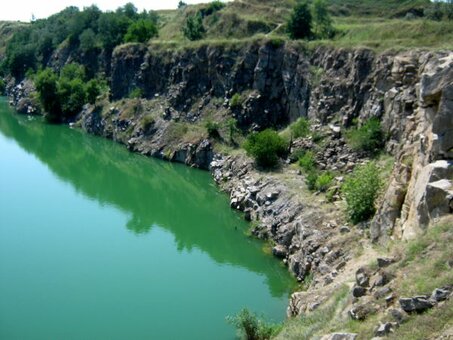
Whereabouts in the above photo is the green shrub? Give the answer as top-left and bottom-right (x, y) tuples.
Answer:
(141, 115), (155, 130)
(230, 93), (243, 109)
(326, 186), (337, 202)
(183, 13), (205, 41)
(268, 38), (285, 48)
(244, 129), (288, 168)
(85, 79), (101, 104)
(290, 117), (310, 139)
(289, 148), (305, 163)
(342, 162), (381, 224)
(226, 117), (239, 144)
(60, 63), (86, 80)
(129, 87), (144, 99)
(7, 44), (37, 79)
(227, 308), (280, 340)
(305, 170), (319, 191)
(205, 120), (220, 138)
(200, 1), (226, 17)
(287, 1), (313, 39)
(298, 150), (316, 172)
(316, 172), (334, 192)
(346, 118), (384, 154)
(124, 19), (158, 43)
(424, 1), (444, 21)
(312, 131), (324, 144)
(35, 63), (103, 122)
(35, 68), (60, 122)
(79, 28), (99, 52)
(0, 78), (5, 95)
(57, 77), (86, 117)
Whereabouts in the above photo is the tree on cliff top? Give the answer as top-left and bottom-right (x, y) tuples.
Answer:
(287, 0), (335, 40)
(183, 13), (205, 40)
(124, 19), (158, 43)
(287, 1), (313, 39)
(312, 0), (335, 39)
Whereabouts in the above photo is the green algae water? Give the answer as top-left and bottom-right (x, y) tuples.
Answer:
(0, 98), (294, 339)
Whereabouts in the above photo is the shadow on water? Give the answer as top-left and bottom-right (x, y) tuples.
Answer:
(0, 98), (295, 297)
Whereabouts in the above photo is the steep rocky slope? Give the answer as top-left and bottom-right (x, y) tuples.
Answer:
(6, 40), (453, 337)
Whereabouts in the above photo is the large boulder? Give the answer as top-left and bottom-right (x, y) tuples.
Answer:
(399, 296), (435, 313)
(408, 161), (453, 232)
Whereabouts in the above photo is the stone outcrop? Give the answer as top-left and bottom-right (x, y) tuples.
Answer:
(211, 153), (348, 284)
(371, 53), (453, 241)
(6, 79), (40, 115)
(107, 43), (453, 242)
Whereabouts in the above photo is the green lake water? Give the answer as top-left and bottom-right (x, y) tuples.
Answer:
(0, 98), (294, 339)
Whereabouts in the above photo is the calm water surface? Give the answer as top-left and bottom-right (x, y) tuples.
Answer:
(0, 98), (294, 339)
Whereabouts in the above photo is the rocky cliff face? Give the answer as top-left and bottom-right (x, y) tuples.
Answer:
(7, 41), (453, 285)
(370, 52), (453, 242)
(110, 42), (311, 129)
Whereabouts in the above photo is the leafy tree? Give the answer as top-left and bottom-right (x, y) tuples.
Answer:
(85, 79), (101, 104)
(424, 1), (444, 21)
(312, 0), (335, 39)
(35, 68), (60, 122)
(446, 0), (453, 20)
(342, 162), (381, 224)
(244, 129), (288, 168)
(58, 77), (86, 117)
(178, 1), (187, 9)
(35, 63), (101, 122)
(118, 2), (138, 20)
(183, 13), (205, 41)
(79, 28), (99, 52)
(7, 45), (37, 79)
(37, 34), (54, 63)
(287, 1), (313, 40)
(124, 19), (158, 43)
(98, 12), (131, 50)
(5, 26), (38, 78)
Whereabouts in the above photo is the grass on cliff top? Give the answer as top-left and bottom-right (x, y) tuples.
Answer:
(327, 17), (453, 51)
(327, 0), (430, 18)
(151, 0), (452, 52)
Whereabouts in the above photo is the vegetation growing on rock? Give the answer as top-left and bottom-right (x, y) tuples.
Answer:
(35, 63), (101, 122)
(244, 129), (288, 168)
(342, 162), (381, 224)
(227, 308), (280, 340)
(346, 118), (384, 155)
